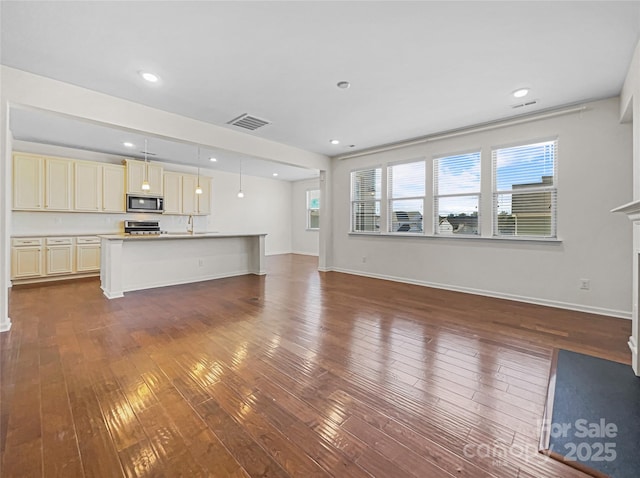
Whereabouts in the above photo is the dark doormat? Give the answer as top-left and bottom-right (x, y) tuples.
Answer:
(539, 349), (640, 478)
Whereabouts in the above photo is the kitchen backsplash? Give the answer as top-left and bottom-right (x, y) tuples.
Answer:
(11, 211), (209, 236)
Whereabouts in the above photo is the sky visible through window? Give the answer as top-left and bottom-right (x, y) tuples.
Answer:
(495, 141), (555, 191)
(390, 161), (425, 214)
(435, 152), (480, 216)
(494, 140), (556, 214)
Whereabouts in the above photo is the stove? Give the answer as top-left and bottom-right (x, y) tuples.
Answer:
(124, 220), (166, 235)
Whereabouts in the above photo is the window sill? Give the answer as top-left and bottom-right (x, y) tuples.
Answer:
(306, 228), (320, 232)
(348, 232), (562, 243)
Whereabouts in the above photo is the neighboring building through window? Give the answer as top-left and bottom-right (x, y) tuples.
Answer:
(493, 140), (557, 237)
(351, 168), (381, 232)
(434, 152), (481, 235)
(388, 161), (425, 233)
(307, 189), (320, 229)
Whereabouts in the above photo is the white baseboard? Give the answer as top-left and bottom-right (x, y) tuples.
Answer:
(0, 318), (11, 332)
(291, 250), (319, 257)
(330, 267), (632, 320)
(266, 251), (293, 257)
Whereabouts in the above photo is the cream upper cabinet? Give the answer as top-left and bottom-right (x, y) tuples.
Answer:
(102, 164), (126, 212)
(196, 177), (212, 215)
(163, 172), (183, 214)
(182, 174), (197, 215)
(13, 153), (44, 210)
(45, 158), (72, 211)
(74, 161), (101, 211)
(74, 161), (125, 212)
(162, 173), (211, 216)
(125, 159), (163, 196)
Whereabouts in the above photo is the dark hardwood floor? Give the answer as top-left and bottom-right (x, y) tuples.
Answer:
(0, 254), (631, 477)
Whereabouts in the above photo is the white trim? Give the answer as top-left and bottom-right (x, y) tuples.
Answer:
(291, 250), (319, 257)
(330, 267), (631, 320)
(266, 250), (293, 256)
(612, 199), (640, 221)
(347, 231), (562, 243)
(629, 336), (638, 375)
(336, 106), (586, 160)
(0, 319), (11, 332)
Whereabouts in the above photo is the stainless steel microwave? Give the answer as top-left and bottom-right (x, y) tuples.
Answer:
(126, 195), (164, 213)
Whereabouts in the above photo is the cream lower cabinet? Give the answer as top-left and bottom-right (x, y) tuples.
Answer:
(11, 238), (43, 279)
(45, 237), (73, 275)
(76, 237), (101, 272)
(11, 236), (101, 283)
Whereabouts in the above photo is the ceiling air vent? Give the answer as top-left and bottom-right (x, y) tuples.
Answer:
(227, 114), (271, 131)
(512, 100), (538, 109)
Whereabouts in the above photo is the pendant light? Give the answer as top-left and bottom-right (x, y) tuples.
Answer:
(237, 159), (244, 198)
(195, 146), (203, 195)
(141, 139), (151, 191)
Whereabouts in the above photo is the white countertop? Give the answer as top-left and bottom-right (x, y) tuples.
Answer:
(98, 232), (267, 241)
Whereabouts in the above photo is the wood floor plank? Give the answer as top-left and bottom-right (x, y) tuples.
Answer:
(2, 254), (629, 477)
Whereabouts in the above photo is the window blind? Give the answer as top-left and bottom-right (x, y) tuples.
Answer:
(387, 161), (425, 233)
(351, 168), (381, 232)
(433, 152), (481, 235)
(493, 140), (557, 237)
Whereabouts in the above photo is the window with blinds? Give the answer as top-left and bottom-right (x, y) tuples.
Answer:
(434, 152), (481, 235)
(307, 189), (320, 230)
(387, 161), (425, 233)
(351, 168), (381, 232)
(492, 140), (557, 237)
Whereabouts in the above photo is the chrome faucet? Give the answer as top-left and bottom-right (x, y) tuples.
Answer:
(187, 215), (194, 234)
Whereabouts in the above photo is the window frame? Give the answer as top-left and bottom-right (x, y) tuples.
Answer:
(433, 150), (482, 236)
(306, 189), (320, 230)
(350, 166), (383, 234)
(491, 138), (558, 239)
(387, 158), (426, 234)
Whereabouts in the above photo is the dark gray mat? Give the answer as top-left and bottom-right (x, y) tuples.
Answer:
(546, 350), (640, 478)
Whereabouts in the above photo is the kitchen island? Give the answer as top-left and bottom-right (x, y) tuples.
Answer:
(99, 233), (266, 298)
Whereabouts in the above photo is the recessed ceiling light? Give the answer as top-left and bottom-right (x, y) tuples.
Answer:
(123, 142), (135, 148)
(337, 81), (351, 89)
(209, 157), (217, 162)
(272, 173), (278, 177)
(139, 71), (160, 83)
(330, 139), (340, 145)
(513, 88), (529, 98)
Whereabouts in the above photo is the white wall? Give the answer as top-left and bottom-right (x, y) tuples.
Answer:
(10, 141), (292, 255)
(330, 97), (633, 318)
(292, 178), (320, 256)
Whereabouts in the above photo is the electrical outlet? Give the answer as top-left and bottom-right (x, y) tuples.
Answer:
(580, 279), (590, 290)
(198, 259), (204, 267)
(362, 256), (367, 263)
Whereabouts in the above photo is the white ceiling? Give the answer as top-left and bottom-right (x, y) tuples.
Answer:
(2, 1), (640, 163)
